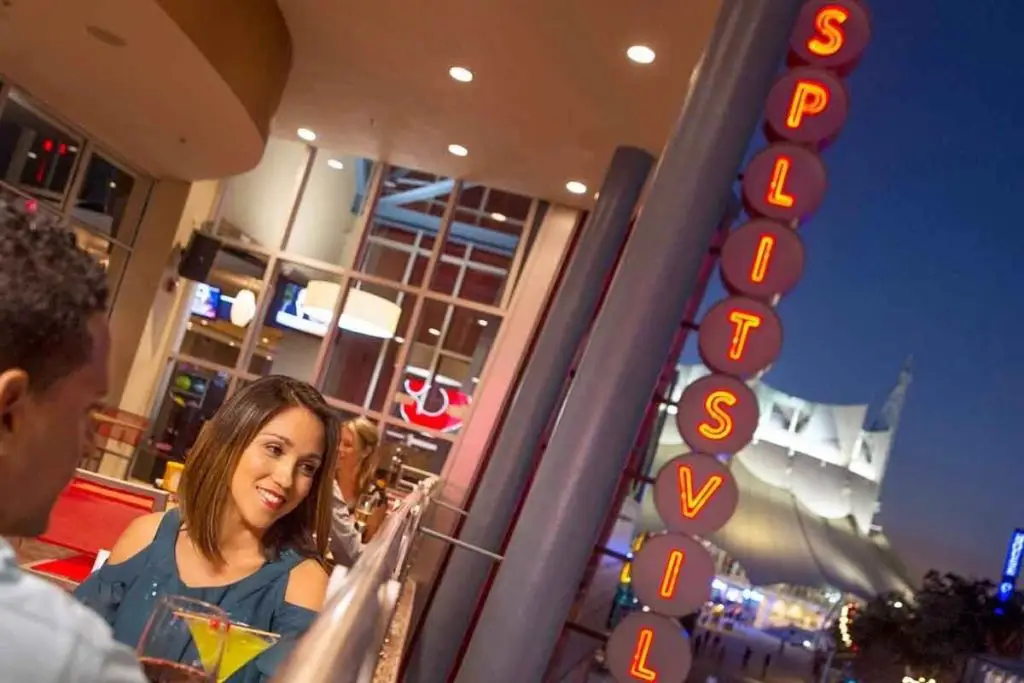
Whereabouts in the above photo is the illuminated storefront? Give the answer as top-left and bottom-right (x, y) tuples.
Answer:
(128, 140), (577, 483)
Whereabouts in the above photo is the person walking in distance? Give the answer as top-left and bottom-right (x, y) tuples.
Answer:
(0, 201), (146, 683)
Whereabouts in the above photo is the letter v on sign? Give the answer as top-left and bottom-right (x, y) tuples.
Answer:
(678, 465), (723, 519)
(653, 453), (739, 535)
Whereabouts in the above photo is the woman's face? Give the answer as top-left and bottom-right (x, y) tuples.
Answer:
(338, 426), (362, 473)
(229, 406), (325, 532)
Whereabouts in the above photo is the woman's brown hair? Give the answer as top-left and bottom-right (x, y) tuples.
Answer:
(178, 375), (340, 566)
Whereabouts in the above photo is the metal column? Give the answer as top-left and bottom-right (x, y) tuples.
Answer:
(406, 146), (654, 683)
(453, 2), (806, 681)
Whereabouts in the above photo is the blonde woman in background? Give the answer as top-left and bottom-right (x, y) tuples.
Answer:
(329, 417), (387, 566)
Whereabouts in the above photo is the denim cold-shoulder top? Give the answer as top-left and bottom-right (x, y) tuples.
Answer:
(73, 509), (318, 683)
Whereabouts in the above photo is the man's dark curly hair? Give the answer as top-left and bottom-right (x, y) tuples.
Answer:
(0, 200), (108, 392)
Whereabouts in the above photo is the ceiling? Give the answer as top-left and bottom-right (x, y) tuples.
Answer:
(274, 0), (722, 205)
(0, 0), (722, 206)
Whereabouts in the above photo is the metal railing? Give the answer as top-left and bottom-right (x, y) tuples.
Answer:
(270, 475), (438, 683)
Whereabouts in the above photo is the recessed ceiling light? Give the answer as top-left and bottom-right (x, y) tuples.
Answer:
(428, 327), (441, 336)
(449, 66), (474, 83)
(448, 144), (468, 157)
(490, 212), (507, 222)
(627, 45), (656, 65)
(297, 128), (317, 142)
(327, 158), (344, 170)
(566, 181), (588, 195)
(477, 319), (488, 327)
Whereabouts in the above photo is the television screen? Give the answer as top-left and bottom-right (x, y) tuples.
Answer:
(271, 280), (335, 337)
(190, 283), (221, 320)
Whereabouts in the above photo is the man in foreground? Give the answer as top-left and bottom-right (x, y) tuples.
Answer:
(0, 200), (146, 682)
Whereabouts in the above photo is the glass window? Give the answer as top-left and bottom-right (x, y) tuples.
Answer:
(179, 246), (270, 368)
(73, 153), (135, 239)
(381, 422), (453, 476)
(286, 151), (372, 269)
(389, 298), (501, 433)
(320, 278), (416, 412)
(355, 165), (453, 287)
(429, 185), (533, 306)
(132, 360), (231, 482)
(72, 226), (112, 270)
(0, 91), (82, 204)
(245, 262), (342, 383)
(216, 137), (310, 250)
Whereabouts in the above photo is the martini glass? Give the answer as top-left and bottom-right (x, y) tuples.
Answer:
(137, 596), (227, 682)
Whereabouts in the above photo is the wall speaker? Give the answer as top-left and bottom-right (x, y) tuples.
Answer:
(177, 232), (221, 282)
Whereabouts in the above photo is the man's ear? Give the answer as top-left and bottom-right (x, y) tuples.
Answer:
(0, 369), (29, 434)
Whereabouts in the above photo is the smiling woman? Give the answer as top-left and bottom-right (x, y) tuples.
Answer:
(72, 376), (340, 683)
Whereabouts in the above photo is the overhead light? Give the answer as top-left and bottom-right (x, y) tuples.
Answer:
(230, 289), (258, 327)
(477, 319), (488, 327)
(327, 158), (344, 170)
(428, 327), (441, 336)
(627, 45), (656, 65)
(566, 181), (588, 195)
(109, 182), (117, 189)
(449, 66), (474, 83)
(448, 144), (468, 157)
(394, 336), (405, 344)
(297, 128), (317, 142)
(490, 212), (507, 222)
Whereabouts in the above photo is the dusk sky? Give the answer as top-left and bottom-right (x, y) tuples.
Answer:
(683, 0), (1023, 580)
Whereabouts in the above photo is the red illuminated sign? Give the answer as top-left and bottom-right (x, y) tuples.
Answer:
(789, 0), (872, 72)
(630, 533), (717, 617)
(742, 144), (828, 222)
(652, 453), (739, 535)
(676, 374), (759, 454)
(698, 297), (783, 378)
(765, 68), (849, 146)
(605, 613), (692, 683)
(399, 378), (470, 433)
(720, 219), (805, 300)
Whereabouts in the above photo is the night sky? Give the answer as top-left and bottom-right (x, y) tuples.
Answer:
(682, 1), (1023, 581)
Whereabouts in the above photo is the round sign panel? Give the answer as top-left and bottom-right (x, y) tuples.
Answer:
(765, 68), (849, 147)
(789, 0), (872, 73)
(698, 297), (783, 379)
(631, 533), (717, 617)
(606, 612), (692, 683)
(742, 143), (827, 223)
(653, 453), (740, 536)
(720, 219), (805, 300)
(676, 374), (759, 454)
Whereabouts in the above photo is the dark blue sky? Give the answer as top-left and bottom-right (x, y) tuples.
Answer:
(685, 0), (1024, 580)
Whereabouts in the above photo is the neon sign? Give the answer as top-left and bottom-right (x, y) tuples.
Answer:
(698, 297), (784, 378)
(720, 219), (805, 300)
(766, 69), (849, 146)
(742, 144), (828, 222)
(997, 528), (1024, 603)
(605, 613), (691, 683)
(630, 534), (717, 617)
(609, 2), (871, 679)
(652, 454), (739, 536)
(399, 377), (470, 433)
(676, 374), (759, 454)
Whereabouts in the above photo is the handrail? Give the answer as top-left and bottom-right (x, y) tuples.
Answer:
(270, 476), (438, 683)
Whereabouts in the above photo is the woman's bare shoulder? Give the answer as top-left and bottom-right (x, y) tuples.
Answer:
(284, 558), (330, 611)
(107, 511), (165, 563)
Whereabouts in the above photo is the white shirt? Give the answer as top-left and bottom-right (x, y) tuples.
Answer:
(329, 482), (364, 567)
(0, 537), (146, 683)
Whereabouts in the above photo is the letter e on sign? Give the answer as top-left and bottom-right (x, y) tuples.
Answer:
(606, 612), (692, 683)
(653, 453), (739, 535)
(675, 374), (759, 454)
(698, 296), (784, 378)
(631, 533), (717, 617)
(720, 219), (805, 300)
(765, 69), (849, 147)
(789, 0), (872, 72)
(742, 144), (828, 223)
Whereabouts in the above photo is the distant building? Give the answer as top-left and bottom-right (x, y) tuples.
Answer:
(637, 361), (914, 618)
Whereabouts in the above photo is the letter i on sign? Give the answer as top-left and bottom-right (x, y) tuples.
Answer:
(658, 550), (686, 599)
(629, 628), (658, 681)
(750, 234), (775, 283)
